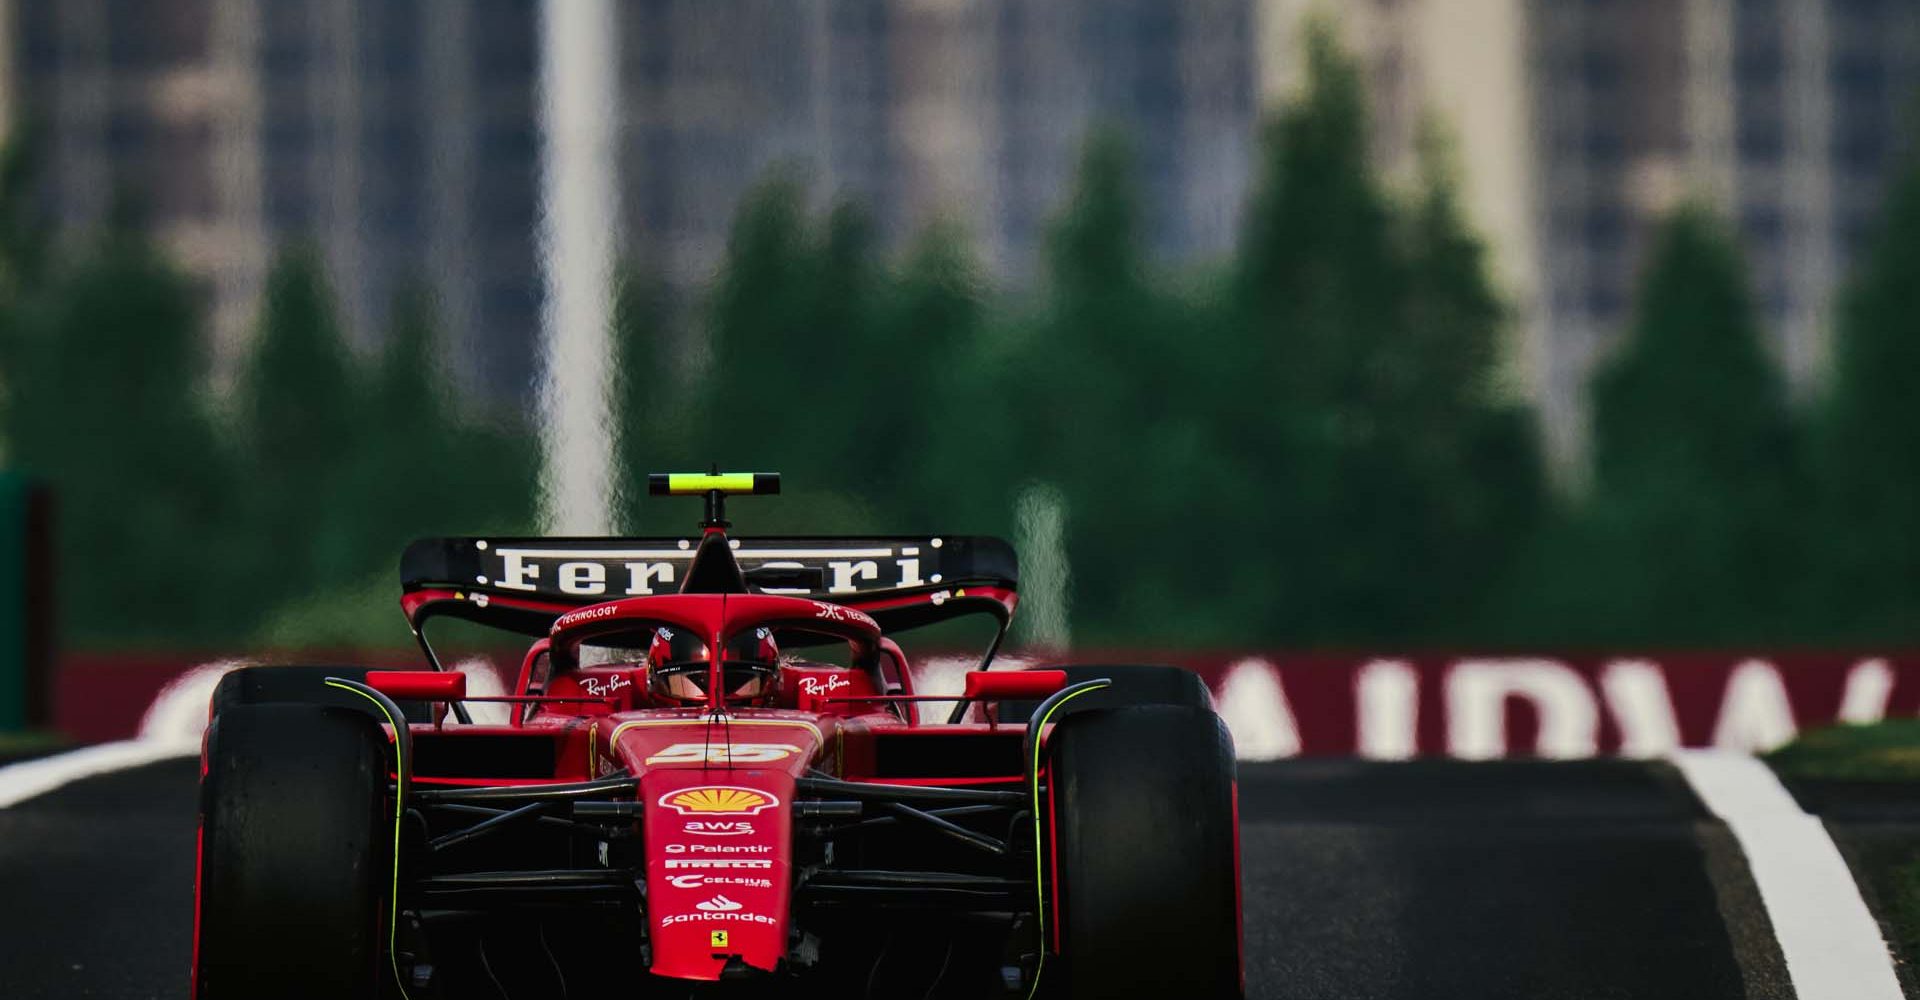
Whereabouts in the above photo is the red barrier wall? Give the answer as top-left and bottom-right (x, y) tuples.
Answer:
(55, 650), (1920, 756)
(55, 651), (419, 743)
(1166, 652), (1920, 757)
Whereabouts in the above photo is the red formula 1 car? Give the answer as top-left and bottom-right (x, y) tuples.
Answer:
(191, 473), (1241, 999)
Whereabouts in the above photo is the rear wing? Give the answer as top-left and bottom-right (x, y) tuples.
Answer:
(400, 535), (1019, 637)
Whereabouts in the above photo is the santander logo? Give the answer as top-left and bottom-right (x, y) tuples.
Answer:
(696, 894), (743, 913)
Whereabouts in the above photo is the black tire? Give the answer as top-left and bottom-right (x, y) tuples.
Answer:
(211, 664), (433, 723)
(1000, 664), (1213, 723)
(1046, 705), (1241, 999)
(195, 703), (390, 1000)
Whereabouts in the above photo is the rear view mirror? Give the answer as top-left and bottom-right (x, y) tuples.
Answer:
(366, 670), (467, 702)
(963, 670), (1067, 701)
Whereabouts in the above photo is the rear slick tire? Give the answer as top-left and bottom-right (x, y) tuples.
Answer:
(194, 703), (389, 1000)
(1046, 705), (1242, 999)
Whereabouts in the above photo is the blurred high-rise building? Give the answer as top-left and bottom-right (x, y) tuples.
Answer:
(616, 0), (1256, 299)
(1265, 0), (1920, 472)
(1528, 0), (1920, 469)
(15, 0), (544, 399)
(1258, 0), (1541, 410)
(12, 0), (1257, 401)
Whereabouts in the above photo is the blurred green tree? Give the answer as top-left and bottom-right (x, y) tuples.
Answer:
(1398, 132), (1546, 642)
(873, 223), (989, 529)
(0, 131), (46, 310)
(611, 265), (687, 532)
(1813, 159), (1920, 639)
(252, 283), (541, 650)
(355, 286), (540, 568)
(0, 132), (48, 462)
(1009, 131), (1237, 640)
(4, 224), (235, 643)
(236, 248), (365, 607)
(1563, 207), (1806, 643)
(1226, 23), (1538, 644)
(1231, 22), (1406, 643)
(688, 179), (886, 532)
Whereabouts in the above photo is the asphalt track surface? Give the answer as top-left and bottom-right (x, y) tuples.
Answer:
(0, 757), (1897, 999)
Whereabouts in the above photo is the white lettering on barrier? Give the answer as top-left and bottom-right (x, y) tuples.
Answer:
(1599, 660), (1682, 758)
(1712, 660), (1798, 753)
(1356, 659), (1418, 761)
(1215, 658), (1300, 761)
(1839, 658), (1894, 724)
(1445, 659), (1599, 760)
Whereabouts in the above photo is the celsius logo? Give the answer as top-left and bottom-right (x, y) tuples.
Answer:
(695, 894), (743, 913)
(668, 874), (772, 890)
(659, 786), (780, 816)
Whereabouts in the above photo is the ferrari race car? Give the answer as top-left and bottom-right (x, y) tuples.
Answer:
(192, 473), (1242, 998)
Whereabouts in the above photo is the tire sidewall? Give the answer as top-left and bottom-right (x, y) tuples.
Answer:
(195, 703), (389, 1000)
(1046, 705), (1242, 999)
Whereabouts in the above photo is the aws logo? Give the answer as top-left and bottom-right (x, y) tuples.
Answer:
(659, 786), (780, 816)
(684, 820), (754, 837)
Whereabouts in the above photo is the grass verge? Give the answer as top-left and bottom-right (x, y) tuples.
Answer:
(0, 729), (71, 764)
(1765, 720), (1920, 781)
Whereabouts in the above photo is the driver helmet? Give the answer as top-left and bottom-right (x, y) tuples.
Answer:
(645, 626), (780, 704)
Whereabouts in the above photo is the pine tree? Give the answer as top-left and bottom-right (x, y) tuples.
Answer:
(874, 223), (987, 528)
(611, 266), (682, 532)
(0, 132), (48, 461)
(1814, 159), (1920, 639)
(696, 180), (884, 532)
(5, 227), (235, 642)
(1577, 206), (1805, 642)
(1225, 22), (1541, 643)
(352, 287), (462, 571)
(238, 248), (365, 603)
(1228, 22), (1401, 642)
(1013, 132), (1247, 637)
(1396, 130), (1545, 642)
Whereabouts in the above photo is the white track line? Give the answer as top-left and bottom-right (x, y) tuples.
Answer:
(0, 737), (199, 809)
(1671, 750), (1904, 1000)
(0, 659), (236, 810)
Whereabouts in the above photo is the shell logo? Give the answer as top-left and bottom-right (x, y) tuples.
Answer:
(659, 786), (780, 816)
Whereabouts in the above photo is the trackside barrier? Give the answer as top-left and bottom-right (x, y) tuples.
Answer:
(50, 650), (1920, 757)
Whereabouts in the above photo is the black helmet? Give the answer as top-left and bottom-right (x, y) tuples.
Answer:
(646, 626), (779, 704)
